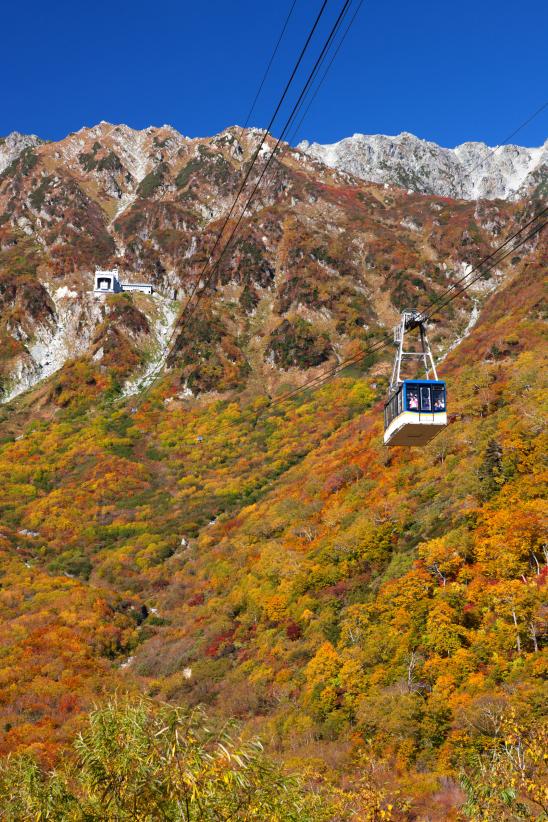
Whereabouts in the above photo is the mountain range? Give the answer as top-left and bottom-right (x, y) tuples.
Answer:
(298, 131), (548, 200)
(2, 126), (546, 202)
(0, 122), (544, 404)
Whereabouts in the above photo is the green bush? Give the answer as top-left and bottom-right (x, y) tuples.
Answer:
(29, 176), (51, 211)
(48, 550), (92, 580)
(137, 163), (168, 198)
(266, 317), (332, 369)
(0, 697), (326, 821)
(96, 151), (122, 172)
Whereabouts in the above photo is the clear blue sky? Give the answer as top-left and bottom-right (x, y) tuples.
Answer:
(2, 0), (547, 148)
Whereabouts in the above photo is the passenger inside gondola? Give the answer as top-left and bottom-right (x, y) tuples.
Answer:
(432, 385), (445, 410)
(407, 386), (419, 409)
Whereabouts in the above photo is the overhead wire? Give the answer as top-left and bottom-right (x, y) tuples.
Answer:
(174, 0), (330, 310)
(286, 0), (365, 146)
(268, 222), (547, 411)
(245, 0), (365, 204)
(122, 0), (333, 405)
(249, 0), (364, 205)
(150, 3), (331, 349)
(242, 0), (300, 129)
(419, 204), (548, 317)
(422, 216), (547, 322)
(457, 100), (548, 190)
(135, 0), (355, 405)
(168, 0), (354, 333)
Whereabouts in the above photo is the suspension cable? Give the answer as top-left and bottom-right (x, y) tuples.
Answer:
(242, 0), (300, 129)
(138, 0), (332, 386)
(134, 0), (355, 403)
(419, 204), (548, 317)
(168, 0), (354, 339)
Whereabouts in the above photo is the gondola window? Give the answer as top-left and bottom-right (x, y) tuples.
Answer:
(420, 386), (431, 411)
(432, 385), (445, 411)
(407, 385), (419, 410)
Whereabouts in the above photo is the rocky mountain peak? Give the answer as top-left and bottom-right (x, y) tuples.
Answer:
(297, 131), (547, 200)
(0, 131), (44, 174)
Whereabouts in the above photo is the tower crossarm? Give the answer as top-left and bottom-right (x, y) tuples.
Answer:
(389, 310), (438, 394)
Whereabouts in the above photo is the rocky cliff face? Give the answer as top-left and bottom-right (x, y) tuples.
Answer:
(0, 131), (44, 175)
(0, 123), (542, 404)
(298, 131), (547, 200)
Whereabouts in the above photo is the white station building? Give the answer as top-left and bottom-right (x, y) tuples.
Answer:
(93, 268), (153, 295)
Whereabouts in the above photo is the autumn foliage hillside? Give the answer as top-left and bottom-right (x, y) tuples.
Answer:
(0, 124), (546, 818)
(0, 247), (545, 817)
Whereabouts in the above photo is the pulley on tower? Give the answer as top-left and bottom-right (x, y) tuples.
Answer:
(384, 311), (447, 447)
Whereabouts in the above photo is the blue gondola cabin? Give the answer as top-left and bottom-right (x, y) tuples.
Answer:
(384, 379), (447, 446)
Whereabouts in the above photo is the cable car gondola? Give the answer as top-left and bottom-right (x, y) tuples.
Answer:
(384, 311), (447, 447)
